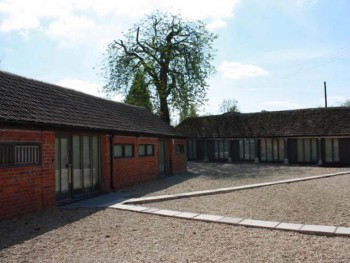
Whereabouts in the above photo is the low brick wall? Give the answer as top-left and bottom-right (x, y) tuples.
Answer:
(112, 136), (187, 189)
(170, 138), (188, 174)
(0, 129), (56, 219)
(112, 136), (159, 188)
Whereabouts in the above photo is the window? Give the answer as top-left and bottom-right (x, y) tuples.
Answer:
(297, 138), (318, 163)
(113, 144), (134, 158)
(239, 139), (256, 161)
(188, 140), (197, 160)
(213, 140), (229, 159)
(260, 138), (284, 162)
(0, 143), (40, 166)
(175, 144), (185, 154)
(139, 144), (154, 157)
(325, 138), (339, 163)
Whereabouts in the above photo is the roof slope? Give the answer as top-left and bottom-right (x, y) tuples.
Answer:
(0, 71), (179, 137)
(176, 107), (350, 138)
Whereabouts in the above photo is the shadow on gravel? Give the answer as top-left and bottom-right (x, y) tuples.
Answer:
(121, 172), (198, 198)
(0, 207), (105, 250)
(121, 161), (340, 198)
(188, 162), (297, 179)
(121, 162), (300, 197)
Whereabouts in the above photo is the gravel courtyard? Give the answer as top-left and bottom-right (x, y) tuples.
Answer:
(1, 163), (350, 262)
(148, 173), (350, 227)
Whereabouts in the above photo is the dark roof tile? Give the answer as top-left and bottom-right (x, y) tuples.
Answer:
(0, 70), (179, 137)
(177, 107), (350, 138)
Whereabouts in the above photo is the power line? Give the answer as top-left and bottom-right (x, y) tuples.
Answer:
(283, 45), (350, 79)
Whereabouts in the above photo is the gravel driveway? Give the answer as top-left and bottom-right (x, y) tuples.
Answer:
(1, 163), (350, 262)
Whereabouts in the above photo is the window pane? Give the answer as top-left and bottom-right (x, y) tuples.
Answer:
(83, 136), (91, 189)
(114, 145), (122, 157)
(325, 138), (333, 162)
(72, 136), (82, 190)
(311, 139), (318, 162)
(176, 144), (184, 154)
(139, 145), (145, 156)
(147, 145), (154, 156)
(279, 139), (284, 161)
(266, 139), (272, 161)
(125, 145), (133, 157)
(224, 140), (229, 158)
(304, 139), (311, 162)
(239, 140), (244, 160)
(244, 140), (250, 160)
(214, 141), (219, 159)
(260, 139), (266, 161)
(60, 138), (69, 193)
(92, 136), (100, 188)
(297, 139), (304, 162)
(250, 140), (255, 160)
(273, 139), (278, 160)
(333, 139), (339, 162)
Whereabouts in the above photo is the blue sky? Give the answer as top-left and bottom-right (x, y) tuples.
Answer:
(1, 0), (350, 118)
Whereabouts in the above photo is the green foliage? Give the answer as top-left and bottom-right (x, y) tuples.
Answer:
(179, 103), (198, 123)
(219, 99), (239, 113)
(102, 11), (217, 124)
(339, 99), (350, 107)
(124, 71), (153, 112)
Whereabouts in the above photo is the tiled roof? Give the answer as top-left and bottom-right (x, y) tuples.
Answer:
(176, 107), (350, 138)
(0, 70), (179, 137)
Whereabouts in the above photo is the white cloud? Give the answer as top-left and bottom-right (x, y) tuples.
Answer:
(160, 0), (239, 21)
(46, 15), (98, 45)
(207, 19), (227, 30)
(0, 0), (240, 45)
(219, 61), (268, 79)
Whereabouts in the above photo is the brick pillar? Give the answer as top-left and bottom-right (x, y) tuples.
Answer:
(41, 131), (56, 208)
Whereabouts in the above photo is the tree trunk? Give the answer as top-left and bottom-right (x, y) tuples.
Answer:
(158, 65), (170, 124)
(159, 95), (170, 124)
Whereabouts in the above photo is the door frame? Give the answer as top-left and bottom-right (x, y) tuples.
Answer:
(159, 138), (170, 176)
(55, 133), (102, 204)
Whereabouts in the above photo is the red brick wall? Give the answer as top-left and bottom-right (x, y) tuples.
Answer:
(0, 129), (55, 220)
(112, 136), (159, 189)
(169, 138), (188, 174)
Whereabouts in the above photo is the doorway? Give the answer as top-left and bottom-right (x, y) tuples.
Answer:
(158, 139), (170, 176)
(55, 135), (101, 203)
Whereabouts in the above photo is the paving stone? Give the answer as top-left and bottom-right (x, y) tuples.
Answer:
(239, 219), (280, 228)
(275, 222), (304, 231)
(216, 216), (243, 224)
(335, 227), (350, 235)
(111, 204), (149, 212)
(173, 212), (199, 219)
(153, 209), (182, 216)
(194, 214), (224, 222)
(300, 224), (336, 234)
(142, 208), (160, 213)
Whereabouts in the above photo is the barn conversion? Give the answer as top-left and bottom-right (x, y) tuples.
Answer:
(177, 108), (350, 166)
(0, 71), (187, 219)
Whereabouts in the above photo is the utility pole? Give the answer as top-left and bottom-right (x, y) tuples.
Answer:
(324, 81), (328, 108)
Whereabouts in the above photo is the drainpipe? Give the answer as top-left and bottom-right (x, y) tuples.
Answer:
(110, 133), (115, 191)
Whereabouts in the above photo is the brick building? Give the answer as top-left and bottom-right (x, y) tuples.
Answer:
(0, 71), (187, 219)
(177, 108), (350, 166)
